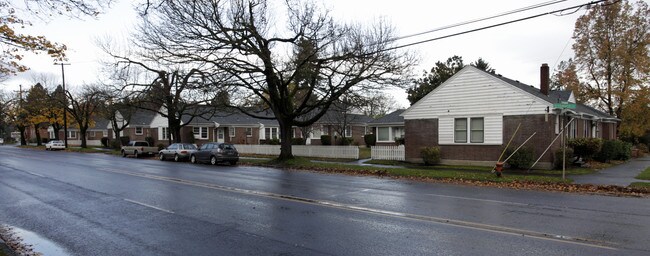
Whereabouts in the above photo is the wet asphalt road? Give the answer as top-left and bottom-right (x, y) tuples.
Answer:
(0, 146), (649, 256)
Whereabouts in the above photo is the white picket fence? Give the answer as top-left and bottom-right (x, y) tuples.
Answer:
(234, 144), (359, 159)
(371, 145), (405, 161)
(67, 139), (102, 146)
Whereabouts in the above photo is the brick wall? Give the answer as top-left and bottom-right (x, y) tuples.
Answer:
(405, 114), (560, 169)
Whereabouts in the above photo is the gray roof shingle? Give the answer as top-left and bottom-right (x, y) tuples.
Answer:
(369, 109), (405, 125)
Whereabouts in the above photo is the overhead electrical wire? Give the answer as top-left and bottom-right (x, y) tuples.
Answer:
(389, 0), (570, 43)
(368, 0), (612, 55)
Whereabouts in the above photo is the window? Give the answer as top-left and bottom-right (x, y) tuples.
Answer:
(344, 126), (352, 137)
(87, 131), (96, 138)
(67, 131), (76, 139)
(135, 127), (143, 135)
(49, 131), (55, 139)
(193, 127), (208, 139)
(217, 128), (224, 140)
(321, 125), (328, 135)
(454, 118), (467, 143)
(392, 127), (403, 139)
(377, 127), (390, 142)
(568, 120), (576, 139)
(102, 130), (108, 137)
(584, 120), (591, 138)
(245, 127), (253, 137)
(161, 127), (169, 140)
(310, 126), (322, 139)
(265, 127), (279, 140)
(470, 118), (484, 143)
(229, 127), (235, 137)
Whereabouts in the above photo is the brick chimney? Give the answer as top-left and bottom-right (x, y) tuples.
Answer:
(540, 63), (549, 96)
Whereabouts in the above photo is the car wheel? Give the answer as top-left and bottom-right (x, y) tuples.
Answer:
(174, 154), (180, 162)
(122, 150), (126, 157)
(45, 147), (49, 151)
(159, 153), (165, 161)
(210, 156), (217, 165)
(134, 151), (139, 158)
(190, 155), (197, 164)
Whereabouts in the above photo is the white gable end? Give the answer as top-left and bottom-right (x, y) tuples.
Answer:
(402, 66), (551, 120)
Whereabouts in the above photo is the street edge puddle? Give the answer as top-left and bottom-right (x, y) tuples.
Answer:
(0, 224), (70, 256)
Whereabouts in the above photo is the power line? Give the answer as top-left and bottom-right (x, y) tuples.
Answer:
(390, 0), (569, 43)
(373, 0), (610, 55)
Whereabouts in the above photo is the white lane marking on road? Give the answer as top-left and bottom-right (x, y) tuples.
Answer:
(124, 199), (174, 214)
(100, 167), (616, 250)
(423, 193), (529, 206)
(25, 171), (45, 178)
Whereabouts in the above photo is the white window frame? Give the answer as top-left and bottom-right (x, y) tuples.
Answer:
(376, 127), (391, 142)
(88, 131), (96, 138)
(229, 127), (236, 137)
(344, 125), (352, 137)
(217, 128), (224, 140)
(161, 127), (169, 141)
(135, 127), (143, 135)
(67, 131), (77, 139)
(245, 127), (253, 137)
(102, 130), (108, 137)
(310, 126), (322, 139)
(454, 117), (484, 144)
(265, 127), (279, 140)
(321, 125), (328, 135)
(193, 127), (209, 140)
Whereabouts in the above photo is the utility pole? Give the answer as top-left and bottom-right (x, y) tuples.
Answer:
(55, 63), (70, 148)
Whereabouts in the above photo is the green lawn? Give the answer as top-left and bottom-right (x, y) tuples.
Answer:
(635, 167), (650, 180)
(630, 182), (650, 188)
(241, 157), (570, 184)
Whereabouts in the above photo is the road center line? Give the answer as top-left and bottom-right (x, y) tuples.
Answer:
(99, 167), (616, 250)
(124, 199), (175, 214)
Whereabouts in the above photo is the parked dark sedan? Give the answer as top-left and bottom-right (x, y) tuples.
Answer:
(159, 143), (198, 162)
(190, 142), (239, 165)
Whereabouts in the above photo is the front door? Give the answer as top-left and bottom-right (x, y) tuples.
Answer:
(217, 128), (225, 143)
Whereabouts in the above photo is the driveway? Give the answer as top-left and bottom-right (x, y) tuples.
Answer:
(571, 156), (650, 186)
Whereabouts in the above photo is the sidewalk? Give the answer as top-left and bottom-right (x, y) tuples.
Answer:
(570, 156), (650, 186)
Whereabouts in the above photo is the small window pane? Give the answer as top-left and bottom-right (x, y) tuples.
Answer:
(377, 127), (390, 141)
(470, 118), (484, 143)
(454, 118), (467, 143)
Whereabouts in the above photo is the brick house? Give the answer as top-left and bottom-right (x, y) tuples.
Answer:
(51, 118), (110, 146)
(108, 109), (158, 143)
(180, 111), (280, 145)
(401, 64), (618, 169)
(368, 109), (405, 146)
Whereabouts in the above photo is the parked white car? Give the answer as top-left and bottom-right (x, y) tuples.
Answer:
(45, 140), (65, 150)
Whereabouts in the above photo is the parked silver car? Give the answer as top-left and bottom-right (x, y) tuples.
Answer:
(159, 143), (198, 162)
(45, 140), (65, 150)
(190, 142), (239, 165)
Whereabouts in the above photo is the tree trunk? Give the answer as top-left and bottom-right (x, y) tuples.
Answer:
(53, 126), (61, 140)
(34, 124), (42, 146)
(277, 119), (294, 161)
(80, 130), (87, 148)
(18, 126), (26, 145)
(170, 118), (182, 143)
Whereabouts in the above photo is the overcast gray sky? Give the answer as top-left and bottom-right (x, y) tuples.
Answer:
(2, 0), (592, 107)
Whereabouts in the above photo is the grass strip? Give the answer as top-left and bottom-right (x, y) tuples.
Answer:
(635, 167), (650, 180)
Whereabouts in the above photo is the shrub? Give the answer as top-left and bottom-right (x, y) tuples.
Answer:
(597, 140), (632, 162)
(145, 136), (155, 146)
(395, 137), (405, 145)
(505, 147), (534, 170)
(637, 143), (649, 153)
(41, 138), (49, 143)
(110, 140), (122, 150)
(156, 143), (166, 151)
(291, 138), (305, 145)
(554, 148), (574, 169)
(321, 135), (331, 145)
(267, 138), (280, 145)
(100, 137), (109, 147)
(420, 146), (441, 165)
(340, 137), (354, 146)
(119, 136), (130, 146)
(184, 129), (195, 143)
(568, 138), (602, 161)
(364, 134), (376, 147)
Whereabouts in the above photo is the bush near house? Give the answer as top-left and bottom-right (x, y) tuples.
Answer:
(267, 138), (280, 145)
(184, 130), (195, 144)
(505, 147), (534, 170)
(554, 148), (574, 169)
(100, 137), (109, 147)
(156, 143), (166, 151)
(339, 137), (353, 146)
(110, 140), (121, 150)
(364, 134), (376, 147)
(321, 135), (331, 145)
(568, 138), (602, 161)
(420, 146), (441, 165)
(596, 140), (632, 162)
(395, 137), (405, 145)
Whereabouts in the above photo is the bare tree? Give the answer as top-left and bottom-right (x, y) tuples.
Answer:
(66, 85), (103, 148)
(361, 91), (399, 119)
(134, 0), (414, 160)
(96, 87), (136, 145)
